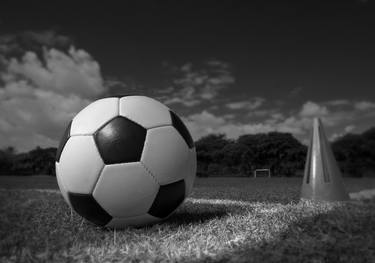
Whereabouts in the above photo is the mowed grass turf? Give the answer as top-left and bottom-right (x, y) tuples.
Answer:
(1, 176), (375, 262)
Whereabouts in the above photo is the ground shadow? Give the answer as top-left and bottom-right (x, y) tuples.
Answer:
(96, 201), (243, 232)
(192, 200), (375, 262)
(166, 202), (247, 226)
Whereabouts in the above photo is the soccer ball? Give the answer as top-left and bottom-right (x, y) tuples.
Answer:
(55, 95), (196, 228)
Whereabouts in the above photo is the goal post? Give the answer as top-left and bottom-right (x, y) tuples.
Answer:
(253, 168), (271, 178)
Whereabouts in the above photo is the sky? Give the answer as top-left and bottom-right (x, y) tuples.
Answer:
(1, 0), (375, 151)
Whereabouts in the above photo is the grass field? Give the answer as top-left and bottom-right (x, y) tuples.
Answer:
(1, 176), (375, 262)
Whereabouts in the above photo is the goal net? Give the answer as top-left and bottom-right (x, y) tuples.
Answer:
(253, 168), (271, 178)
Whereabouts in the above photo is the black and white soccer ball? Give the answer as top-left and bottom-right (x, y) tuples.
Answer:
(55, 95), (196, 228)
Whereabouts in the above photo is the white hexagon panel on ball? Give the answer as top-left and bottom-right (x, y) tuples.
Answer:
(55, 167), (71, 206)
(56, 135), (104, 194)
(119, 96), (172, 129)
(141, 126), (191, 185)
(70, 97), (119, 135)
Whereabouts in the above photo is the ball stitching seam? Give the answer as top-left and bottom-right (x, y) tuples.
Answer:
(140, 161), (160, 186)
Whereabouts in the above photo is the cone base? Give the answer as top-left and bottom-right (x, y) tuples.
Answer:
(300, 195), (350, 202)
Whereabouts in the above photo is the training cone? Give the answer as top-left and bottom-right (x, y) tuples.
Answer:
(300, 118), (349, 201)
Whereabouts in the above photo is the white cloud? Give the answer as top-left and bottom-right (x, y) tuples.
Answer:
(226, 97), (265, 110)
(206, 60), (230, 69)
(0, 38), (106, 151)
(330, 125), (356, 141)
(183, 111), (226, 139)
(344, 125), (355, 133)
(325, 99), (350, 106)
(299, 101), (329, 117)
(4, 47), (103, 98)
(297, 101), (349, 128)
(183, 110), (298, 141)
(354, 101), (375, 111)
(270, 112), (284, 121)
(183, 100), (366, 143)
(159, 60), (235, 107)
(164, 96), (201, 107)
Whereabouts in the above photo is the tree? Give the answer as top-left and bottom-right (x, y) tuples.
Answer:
(0, 147), (15, 175)
(1, 146), (57, 176)
(195, 134), (231, 176)
(238, 132), (306, 176)
(195, 131), (307, 177)
(332, 128), (375, 177)
(28, 147), (56, 175)
(1, 126), (374, 177)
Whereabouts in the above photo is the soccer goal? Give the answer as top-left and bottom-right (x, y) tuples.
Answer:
(253, 168), (271, 178)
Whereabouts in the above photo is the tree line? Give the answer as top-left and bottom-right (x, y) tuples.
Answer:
(0, 127), (374, 177)
(196, 132), (307, 177)
(0, 146), (56, 176)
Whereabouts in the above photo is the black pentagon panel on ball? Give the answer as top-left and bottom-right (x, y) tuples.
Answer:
(170, 111), (194, 149)
(148, 180), (185, 218)
(68, 193), (112, 226)
(56, 120), (72, 162)
(94, 116), (147, 164)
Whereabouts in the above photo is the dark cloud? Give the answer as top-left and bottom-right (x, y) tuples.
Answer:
(0, 31), (72, 59)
